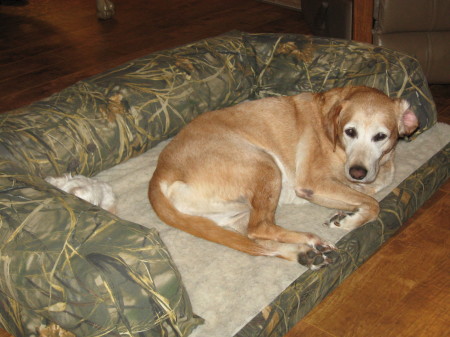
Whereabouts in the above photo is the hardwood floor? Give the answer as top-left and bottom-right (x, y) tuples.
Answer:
(0, 1), (448, 336)
(0, 0), (308, 113)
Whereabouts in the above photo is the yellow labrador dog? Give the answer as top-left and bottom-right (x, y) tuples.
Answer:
(149, 86), (418, 269)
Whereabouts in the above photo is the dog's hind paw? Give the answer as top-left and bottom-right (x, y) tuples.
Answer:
(297, 244), (339, 270)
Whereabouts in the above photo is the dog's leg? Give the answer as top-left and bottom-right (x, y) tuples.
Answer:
(296, 180), (380, 230)
(244, 157), (337, 269)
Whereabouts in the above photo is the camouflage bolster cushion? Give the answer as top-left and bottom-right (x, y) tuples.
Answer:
(0, 31), (437, 336)
(243, 33), (436, 137)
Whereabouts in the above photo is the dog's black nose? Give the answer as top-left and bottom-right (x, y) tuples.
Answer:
(349, 166), (367, 180)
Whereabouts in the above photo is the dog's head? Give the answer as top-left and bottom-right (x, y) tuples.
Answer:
(323, 86), (419, 184)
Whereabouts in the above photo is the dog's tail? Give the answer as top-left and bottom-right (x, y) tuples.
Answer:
(148, 177), (271, 257)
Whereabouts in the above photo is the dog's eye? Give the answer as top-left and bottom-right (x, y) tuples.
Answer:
(373, 132), (387, 142)
(345, 128), (357, 138)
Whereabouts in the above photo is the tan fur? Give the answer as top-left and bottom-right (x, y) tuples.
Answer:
(148, 86), (418, 268)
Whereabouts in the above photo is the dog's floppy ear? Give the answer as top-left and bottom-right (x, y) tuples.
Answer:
(397, 99), (419, 137)
(325, 103), (343, 151)
(319, 87), (349, 150)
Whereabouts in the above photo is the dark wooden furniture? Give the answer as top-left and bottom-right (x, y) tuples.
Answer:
(352, 0), (374, 42)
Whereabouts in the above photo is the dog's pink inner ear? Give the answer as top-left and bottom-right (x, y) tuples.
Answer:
(399, 108), (419, 136)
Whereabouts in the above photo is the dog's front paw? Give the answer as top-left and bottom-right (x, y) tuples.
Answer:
(297, 244), (339, 270)
(325, 211), (357, 230)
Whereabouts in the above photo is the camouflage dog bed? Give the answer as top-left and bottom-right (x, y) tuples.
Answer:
(0, 31), (448, 337)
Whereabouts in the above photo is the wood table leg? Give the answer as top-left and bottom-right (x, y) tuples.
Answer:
(352, 0), (374, 43)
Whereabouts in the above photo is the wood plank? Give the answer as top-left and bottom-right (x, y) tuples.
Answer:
(261, 0), (302, 10)
(372, 282), (450, 337)
(286, 321), (336, 337)
(352, 0), (374, 43)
